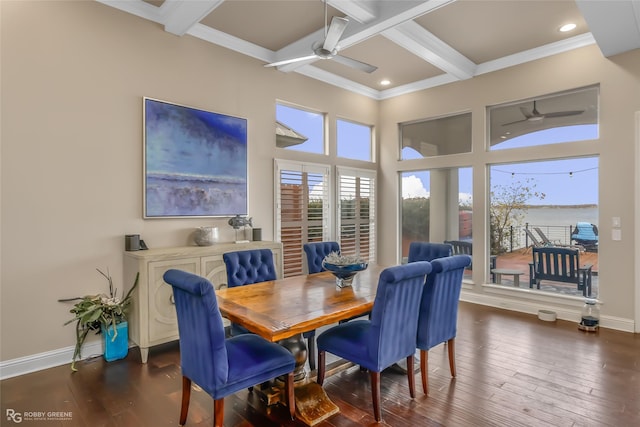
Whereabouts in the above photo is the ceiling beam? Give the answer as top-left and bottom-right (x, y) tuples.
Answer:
(383, 21), (476, 80)
(162, 0), (225, 36)
(576, 0), (640, 57)
(272, 0), (456, 73)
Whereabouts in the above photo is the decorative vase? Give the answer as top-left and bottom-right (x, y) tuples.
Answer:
(102, 321), (129, 362)
(194, 226), (219, 246)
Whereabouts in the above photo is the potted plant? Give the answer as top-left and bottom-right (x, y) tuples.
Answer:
(59, 268), (139, 370)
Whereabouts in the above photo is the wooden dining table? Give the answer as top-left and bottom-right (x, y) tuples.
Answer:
(215, 263), (386, 426)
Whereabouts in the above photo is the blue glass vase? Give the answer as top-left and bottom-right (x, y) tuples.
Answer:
(102, 321), (129, 362)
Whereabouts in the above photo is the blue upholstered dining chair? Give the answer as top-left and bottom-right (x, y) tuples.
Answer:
(408, 241), (453, 263)
(303, 241), (340, 274)
(162, 269), (295, 427)
(416, 254), (471, 395)
(222, 249), (278, 337)
(223, 248), (319, 371)
(316, 261), (433, 422)
(301, 241), (340, 370)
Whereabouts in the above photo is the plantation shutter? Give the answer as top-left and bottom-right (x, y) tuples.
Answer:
(275, 160), (331, 277)
(336, 167), (376, 263)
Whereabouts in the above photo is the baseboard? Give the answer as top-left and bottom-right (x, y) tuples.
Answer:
(1, 341), (105, 380)
(461, 289), (636, 333)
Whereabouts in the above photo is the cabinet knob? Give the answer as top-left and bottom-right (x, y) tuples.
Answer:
(169, 294), (175, 305)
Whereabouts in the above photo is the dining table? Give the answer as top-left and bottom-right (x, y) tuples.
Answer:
(215, 263), (386, 426)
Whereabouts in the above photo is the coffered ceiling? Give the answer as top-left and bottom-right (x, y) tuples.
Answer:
(100, 0), (640, 100)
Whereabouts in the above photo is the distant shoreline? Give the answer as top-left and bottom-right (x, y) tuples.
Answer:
(526, 204), (598, 209)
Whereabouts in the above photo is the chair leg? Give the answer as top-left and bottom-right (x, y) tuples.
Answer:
(284, 372), (295, 420)
(370, 371), (382, 422)
(406, 354), (415, 398)
(307, 336), (316, 371)
(213, 398), (224, 427)
(317, 351), (326, 385)
(420, 349), (429, 395)
(447, 338), (457, 378)
(179, 376), (191, 425)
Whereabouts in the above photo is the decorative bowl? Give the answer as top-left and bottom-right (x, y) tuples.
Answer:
(194, 226), (219, 246)
(322, 260), (368, 288)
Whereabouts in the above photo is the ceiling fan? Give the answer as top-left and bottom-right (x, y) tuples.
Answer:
(502, 100), (585, 126)
(264, 0), (377, 73)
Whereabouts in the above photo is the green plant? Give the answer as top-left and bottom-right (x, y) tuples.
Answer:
(59, 268), (139, 370)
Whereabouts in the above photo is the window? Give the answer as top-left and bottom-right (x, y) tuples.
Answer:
(276, 103), (325, 154)
(337, 167), (376, 262)
(489, 157), (599, 297)
(489, 86), (599, 150)
(337, 119), (373, 161)
(400, 167), (472, 272)
(275, 160), (331, 277)
(400, 112), (471, 159)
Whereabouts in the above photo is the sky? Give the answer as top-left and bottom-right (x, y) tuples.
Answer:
(401, 125), (599, 206)
(277, 104), (598, 206)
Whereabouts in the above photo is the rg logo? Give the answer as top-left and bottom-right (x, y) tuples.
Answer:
(6, 409), (22, 423)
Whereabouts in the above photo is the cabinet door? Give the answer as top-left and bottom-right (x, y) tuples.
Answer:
(148, 258), (199, 344)
(201, 255), (229, 290)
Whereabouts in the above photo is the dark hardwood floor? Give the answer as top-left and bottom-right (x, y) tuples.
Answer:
(2, 302), (639, 426)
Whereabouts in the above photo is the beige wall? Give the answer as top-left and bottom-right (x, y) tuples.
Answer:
(379, 45), (640, 322)
(1, 1), (639, 365)
(0, 1), (377, 361)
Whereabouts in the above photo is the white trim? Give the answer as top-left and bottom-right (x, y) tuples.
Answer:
(461, 288), (635, 333)
(0, 341), (106, 380)
(635, 111), (640, 332)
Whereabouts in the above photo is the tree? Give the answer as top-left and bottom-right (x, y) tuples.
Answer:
(402, 197), (430, 242)
(490, 178), (545, 253)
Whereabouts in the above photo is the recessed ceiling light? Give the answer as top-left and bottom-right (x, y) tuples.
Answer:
(559, 23), (577, 32)
(380, 79), (391, 86)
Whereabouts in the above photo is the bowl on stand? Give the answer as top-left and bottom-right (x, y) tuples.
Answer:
(322, 261), (368, 288)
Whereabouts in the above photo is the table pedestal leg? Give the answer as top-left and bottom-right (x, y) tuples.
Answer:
(275, 334), (340, 425)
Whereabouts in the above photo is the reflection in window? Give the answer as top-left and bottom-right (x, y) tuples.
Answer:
(489, 157), (598, 297)
(400, 113), (471, 159)
(337, 119), (372, 161)
(276, 103), (325, 154)
(489, 86), (599, 150)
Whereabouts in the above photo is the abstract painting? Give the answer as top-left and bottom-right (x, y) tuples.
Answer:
(143, 98), (247, 218)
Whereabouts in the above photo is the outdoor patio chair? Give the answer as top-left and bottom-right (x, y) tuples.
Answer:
(571, 222), (599, 252)
(523, 228), (544, 252)
(529, 246), (593, 297)
(534, 227), (585, 251)
(444, 240), (496, 281)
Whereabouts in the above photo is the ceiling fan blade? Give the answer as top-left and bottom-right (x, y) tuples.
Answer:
(323, 16), (348, 52)
(264, 54), (319, 68)
(501, 118), (530, 126)
(543, 110), (585, 118)
(332, 54), (378, 73)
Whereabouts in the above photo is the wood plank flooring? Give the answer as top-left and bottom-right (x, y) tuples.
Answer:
(2, 302), (639, 426)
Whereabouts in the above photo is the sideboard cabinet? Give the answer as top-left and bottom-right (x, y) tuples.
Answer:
(123, 241), (283, 363)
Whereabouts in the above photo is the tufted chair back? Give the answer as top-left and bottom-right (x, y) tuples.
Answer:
(416, 254), (471, 394)
(223, 249), (277, 288)
(408, 241), (453, 263)
(303, 241), (340, 274)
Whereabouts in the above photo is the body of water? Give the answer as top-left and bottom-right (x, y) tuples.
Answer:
(519, 206), (598, 228)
